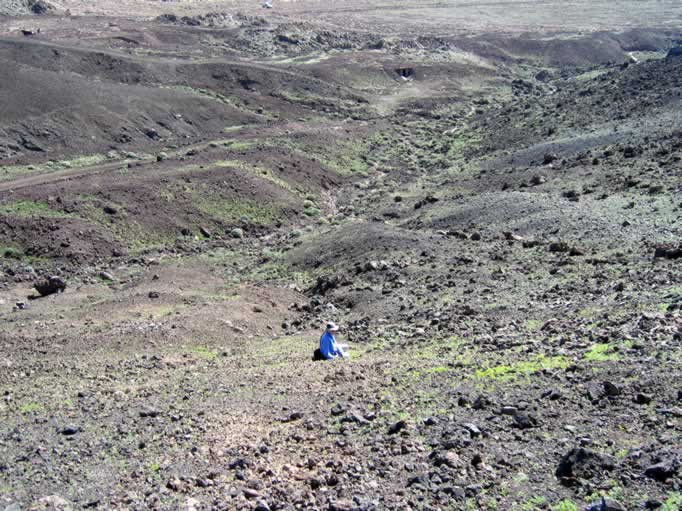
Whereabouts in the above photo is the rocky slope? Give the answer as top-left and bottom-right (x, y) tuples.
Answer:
(0, 4), (680, 511)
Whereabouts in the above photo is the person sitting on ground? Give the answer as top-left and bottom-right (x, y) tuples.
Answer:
(318, 322), (349, 360)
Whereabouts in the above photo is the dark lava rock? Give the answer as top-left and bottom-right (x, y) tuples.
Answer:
(622, 146), (638, 158)
(34, 276), (67, 296)
(139, 407), (161, 418)
(331, 403), (345, 416)
(99, 271), (115, 282)
(549, 242), (570, 253)
(543, 153), (559, 165)
(148, 291), (160, 299)
(463, 423), (481, 437)
(414, 195), (439, 209)
(472, 395), (490, 410)
(555, 448), (615, 483)
(542, 389), (562, 401)
(255, 501), (270, 511)
(603, 381), (622, 397)
(60, 424), (80, 436)
(228, 458), (249, 470)
(423, 416), (437, 426)
(512, 412), (537, 429)
(407, 474), (429, 487)
(29, 0), (53, 15)
(586, 382), (605, 403)
(585, 497), (626, 511)
(288, 411), (303, 421)
(243, 488), (262, 499)
(387, 420), (407, 435)
(103, 205), (118, 215)
(644, 459), (677, 481)
(430, 450), (462, 468)
(634, 393), (653, 405)
(530, 175), (547, 186)
(654, 244), (682, 259)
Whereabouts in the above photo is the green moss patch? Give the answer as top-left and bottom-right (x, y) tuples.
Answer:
(583, 343), (620, 362)
(0, 200), (69, 218)
(475, 354), (569, 381)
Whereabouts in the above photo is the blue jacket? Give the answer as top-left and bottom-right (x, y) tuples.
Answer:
(319, 331), (344, 359)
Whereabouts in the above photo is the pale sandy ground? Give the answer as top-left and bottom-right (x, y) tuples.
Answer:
(45, 0), (682, 34)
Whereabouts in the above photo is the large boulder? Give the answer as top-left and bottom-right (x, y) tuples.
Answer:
(34, 276), (67, 297)
(555, 448), (615, 484)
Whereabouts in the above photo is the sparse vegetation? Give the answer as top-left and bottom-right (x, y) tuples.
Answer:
(551, 500), (578, 511)
(474, 355), (569, 381)
(1, 3), (680, 510)
(584, 343), (621, 362)
(0, 200), (68, 218)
